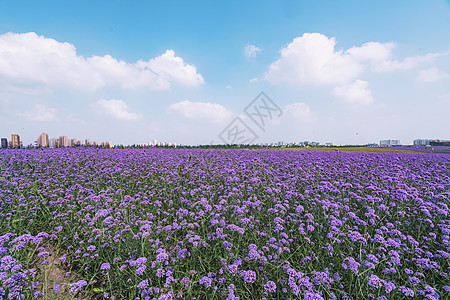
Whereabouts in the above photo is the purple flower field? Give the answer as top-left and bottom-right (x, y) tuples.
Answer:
(0, 148), (449, 299)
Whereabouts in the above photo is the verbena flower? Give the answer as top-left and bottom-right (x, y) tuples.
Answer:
(244, 270), (256, 283)
(199, 276), (212, 287)
(264, 281), (276, 293)
(368, 274), (383, 288)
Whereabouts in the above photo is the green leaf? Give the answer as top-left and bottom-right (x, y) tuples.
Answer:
(93, 288), (104, 293)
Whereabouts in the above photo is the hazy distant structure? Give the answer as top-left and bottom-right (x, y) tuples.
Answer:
(50, 137), (57, 147)
(101, 141), (112, 148)
(59, 136), (69, 147)
(380, 139), (400, 146)
(1, 138), (7, 148)
(414, 139), (431, 146)
(85, 139), (92, 146)
(430, 140), (450, 146)
(70, 138), (83, 146)
(37, 133), (49, 147)
(152, 139), (157, 146)
(11, 134), (20, 148)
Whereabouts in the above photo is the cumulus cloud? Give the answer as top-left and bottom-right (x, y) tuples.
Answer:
(265, 33), (362, 85)
(331, 80), (374, 105)
(244, 44), (262, 58)
(0, 32), (204, 91)
(416, 67), (448, 83)
(93, 99), (143, 121)
(138, 50), (204, 87)
(22, 104), (58, 121)
(265, 32), (445, 86)
(168, 100), (232, 123)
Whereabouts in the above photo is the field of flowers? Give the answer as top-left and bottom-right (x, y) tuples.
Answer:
(0, 148), (449, 300)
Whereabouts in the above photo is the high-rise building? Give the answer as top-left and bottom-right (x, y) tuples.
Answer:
(101, 141), (112, 148)
(59, 136), (69, 147)
(1, 138), (7, 148)
(85, 139), (92, 146)
(11, 134), (20, 148)
(413, 139), (431, 146)
(37, 133), (49, 147)
(49, 137), (57, 147)
(71, 138), (82, 146)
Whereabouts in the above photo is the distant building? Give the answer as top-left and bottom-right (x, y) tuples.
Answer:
(70, 138), (83, 146)
(1, 138), (7, 148)
(413, 139), (431, 146)
(430, 140), (450, 146)
(11, 134), (20, 148)
(380, 139), (400, 146)
(59, 136), (69, 147)
(101, 141), (112, 148)
(49, 137), (58, 147)
(37, 133), (49, 147)
(325, 143), (333, 147)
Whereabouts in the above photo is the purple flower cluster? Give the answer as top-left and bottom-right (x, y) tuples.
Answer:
(0, 148), (449, 299)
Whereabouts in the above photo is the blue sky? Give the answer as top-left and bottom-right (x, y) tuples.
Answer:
(1, 0), (449, 146)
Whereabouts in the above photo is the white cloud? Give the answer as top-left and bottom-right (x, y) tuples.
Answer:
(137, 50), (204, 87)
(345, 41), (394, 65)
(168, 100), (232, 123)
(331, 80), (374, 105)
(437, 93), (450, 104)
(283, 102), (316, 121)
(373, 53), (445, 72)
(0, 32), (204, 91)
(93, 99), (143, 121)
(244, 44), (262, 58)
(416, 67), (448, 83)
(22, 104), (58, 121)
(265, 32), (445, 86)
(265, 33), (364, 85)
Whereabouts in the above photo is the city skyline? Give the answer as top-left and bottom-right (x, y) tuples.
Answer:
(2, 130), (449, 148)
(0, 132), (113, 148)
(0, 1), (449, 146)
